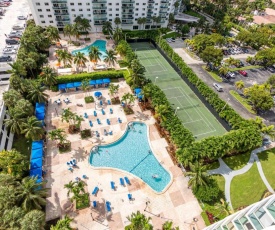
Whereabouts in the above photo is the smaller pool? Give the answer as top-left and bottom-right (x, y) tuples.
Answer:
(71, 40), (107, 58)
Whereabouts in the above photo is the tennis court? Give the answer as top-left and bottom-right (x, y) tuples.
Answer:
(130, 42), (226, 140)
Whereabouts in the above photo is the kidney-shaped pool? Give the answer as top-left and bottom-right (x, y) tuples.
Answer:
(89, 122), (172, 193)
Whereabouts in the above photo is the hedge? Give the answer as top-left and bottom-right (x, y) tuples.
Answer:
(56, 70), (128, 84)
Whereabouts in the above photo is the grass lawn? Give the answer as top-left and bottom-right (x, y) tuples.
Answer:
(183, 48), (201, 60)
(222, 151), (251, 170)
(12, 134), (31, 158)
(162, 32), (181, 39)
(76, 193), (90, 210)
(184, 10), (205, 20)
(229, 90), (256, 114)
(202, 66), (222, 82)
(205, 161), (220, 171)
(231, 163), (266, 209)
(230, 65), (261, 71)
(212, 175), (225, 193)
(258, 148), (275, 189)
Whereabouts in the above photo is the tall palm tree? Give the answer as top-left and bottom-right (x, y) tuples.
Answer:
(113, 27), (123, 45)
(27, 83), (49, 103)
(108, 83), (119, 98)
(39, 66), (57, 87)
(88, 46), (101, 65)
(137, 17), (143, 30)
(235, 80), (245, 91)
(55, 49), (73, 67)
(115, 42), (127, 57)
(130, 59), (145, 86)
(8, 60), (27, 77)
(3, 89), (23, 108)
(50, 215), (73, 230)
(63, 24), (73, 41)
(64, 180), (77, 197)
(218, 66), (229, 76)
(155, 104), (169, 122)
(102, 21), (113, 35)
(184, 161), (209, 190)
(72, 23), (80, 42)
(45, 25), (60, 42)
(4, 110), (26, 134)
(122, 93), (135, 107)
(81, 79), (90, 96)
(114, 17), (121, 28)
(21, 210), (46, 230)
(73, 52), (88, 72)
(104, 49), (117, 67)
(126, 211), (153, 230)
(21, 116), (44, 141)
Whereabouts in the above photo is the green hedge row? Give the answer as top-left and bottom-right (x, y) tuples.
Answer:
(56, 70), (127, 84)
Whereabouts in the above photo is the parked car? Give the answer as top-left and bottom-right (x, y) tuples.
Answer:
(226, 71), (235, 78)
(5, 39), (19, 45)
(3, 49), (16, 54)
(17, 16), (27, 20)
(213, 83), (223, 92)
(239, 70), (247, 76)
(267, 66), (275, 73)
(171, 37), (176, 42)
(0, 56), (12, 62)
(5, 45), (18, 50)
(8, 34), (21, 39)
(12, 25), (24, 30)
(10, 30), (22, 35)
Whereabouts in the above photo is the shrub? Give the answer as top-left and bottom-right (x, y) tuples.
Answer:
(80, 129), (91, 139)
(111, 97), (121, 105)
(193, 179), (221, 203)
(84, 96), (94, 103)
(84, 38), (90, 41)
(76, 193), (90, 209)
(123, 106), (134, 115)
(59, 142), (71, 153)
(71, 41), (81, 46)
(50, 85), (58, 92)
(56, 70), (126, 84)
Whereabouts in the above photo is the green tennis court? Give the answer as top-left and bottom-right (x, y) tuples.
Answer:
(130, 42), (226, 140)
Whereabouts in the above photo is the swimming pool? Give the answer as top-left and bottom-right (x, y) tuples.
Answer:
(71, 40), (107, 58)
(89, 122), (172, 193)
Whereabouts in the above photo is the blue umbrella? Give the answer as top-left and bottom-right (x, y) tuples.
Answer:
(96, 79), (103, 84)
(31, 140), (43, 150)
(58, 84), (66, 90)
(103, 78), (110, 83)
(30, 157), (43, 169)
(89, 80), (96, 85)
(94, 92), (102, 97)
(73, 82), (81, 87)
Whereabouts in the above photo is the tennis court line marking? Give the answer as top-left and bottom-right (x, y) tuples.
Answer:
(168, 96), (192, 121)
(162, 87), (217, 135)
(183, 119), (203, 125)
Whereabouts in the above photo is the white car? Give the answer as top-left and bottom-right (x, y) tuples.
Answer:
(12, 25), (24, 30)
(3, 49), (16, 54)
(17, 16), (27, 20)
(10, 30), (22, 35)
(5, 45), (18, 50)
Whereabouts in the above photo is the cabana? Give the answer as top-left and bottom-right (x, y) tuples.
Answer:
(89, 80), (96, 87)
(58, 84), (66, 91)
(36, 112), (45, 121)
(103, 78), (110, 87)
(31, 148), (43, 159)
(73, 82), (81, 88)
(31, 140), (43, 150)
(95, 79), (103, 87)
(30, 167), (42, 179)
(134, 88), (143, 100)
(30, 157), (43, 169)
(66, 83), (74, 89)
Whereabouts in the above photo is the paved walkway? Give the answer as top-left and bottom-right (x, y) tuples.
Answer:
(208, 144), (275, 209)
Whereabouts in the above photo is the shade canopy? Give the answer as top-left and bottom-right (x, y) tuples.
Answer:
(89, 80), (96, 85)
(58, 84), (66, 90)
(35, 107), (45, 114)
(36, 102), (45, 108)
(31, 148), (43, 159)
(32, 140), (43, 150)
(134, 88), (142, 94)
(103, 78), (110, 83)
(73, 82), (81, 87)
(30, 157), (42, 169)
(96, 79), (103, 84)
(66, 83), (74, 88)
(30, 167), (42, 178)
(36, 112), (45, 121)
(94, 91), (102, 97)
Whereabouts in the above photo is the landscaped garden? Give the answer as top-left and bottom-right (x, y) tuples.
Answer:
(222, 151), (251, 170)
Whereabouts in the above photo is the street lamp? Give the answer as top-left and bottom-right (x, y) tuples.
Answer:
(125, 33), (127, 41)
(154, 76), (159, 84)
(144, 201), (150, 211)
(221, 98), (230, 113)
(174, 107), (180, 115)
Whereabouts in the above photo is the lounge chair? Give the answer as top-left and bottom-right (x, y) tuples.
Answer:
(118, 118), (122, 123)
(107, 119), (111, 125)
(100, 101), (103, 106)
(97, 118), (101, 125)
(106, 201), (111, 212)
(110, 108), (113, 114)
(92, 200), (97, 208)
(124, 177), (131, 185)
(95, 131), (100, 137)
(84, 113), (88, 118)
(89, 120), (93, 127)
(120, 178), (125, 186)
(108, 100), (111, 105)
(82, 175), (87, 179)
(111, 181), (115, 190)
(128, 193), (132, 201)
(94, 111), (97, 117)
(109, 131), (113, 135)
(102, 109), (105, 115)
(92, 186), (99, 196)
(104, 129), (108, 136)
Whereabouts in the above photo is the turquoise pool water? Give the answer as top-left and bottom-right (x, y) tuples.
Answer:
(89, 122), (171, 192)
(71, 40), (107, 58)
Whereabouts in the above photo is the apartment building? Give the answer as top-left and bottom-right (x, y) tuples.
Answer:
(204, 194), (275, 230)
(27, 0), (179, 31)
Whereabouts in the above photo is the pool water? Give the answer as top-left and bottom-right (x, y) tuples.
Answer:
(89, 122), (171, 193)
(71, 40), (107, 58)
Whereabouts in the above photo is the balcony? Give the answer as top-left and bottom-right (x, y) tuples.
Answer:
(54, 12), (69, 15)
(147, 5), (154, 9)
(92, 0), (107, 3)
(92, 6), (107, 9)
(94, 21), (106, 25)
(94, 16), (107, 20)
(121, 20), (133, 24)
(56, 17), (70, 22)
(93, 11), (107, 15)
(122, 12), (133, 15)
(122, 5), (134, 9)
(160, 20), (165, 23)
(159, 9), (168, 13)
(51, 0), (67, 3)
(161, 0), (169, 3)
(122, 16), (134, 19)
(122, 0), (135, 3)
(52, 6), (68, 10)
(160, 5), (168, 8)
(148, 0), (154, 3)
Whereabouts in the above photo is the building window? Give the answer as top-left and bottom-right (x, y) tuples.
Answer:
(116, 14), (119, 16)
(38, 9), (42, 12)
(145, 25), (150, 29)
(142, 8), (145, 10)
(135, 13), (138, 16)
(109, 8), (112, 11)
(73, 14), (76, 17)
(136, 3), (139, 5)
(108, 3), (112, 5)
(133, 25), (138, 30)
(109, 19), (112, 21)
(71, 9), (75, 11)
(86, 3), (90, 5)
(87, 8), (90, 11)
(155, 3), (158, 5)
(116, 3), (119, 5)
(46, 9), (50, 11)
(116, 8), (119, 11)
(35, 2), (40, 5)
(49, 20), (54, 23)
(44, 3), (49, 6)
(143, 3), (146, 5)
(78, 3), (82, 5)
(41, 20), (45, 23)
(142, 13), (145, 16)
(135, 8), (138, 10)
(79, 9), (83, 11)
(80, 14), (83, 17)
(70, 3), (74, 5)
(88, 14), (91, 17)
(48, 15), (52, 17)
(109, 14), (112, 16)
(39, 15), (44, 18)
(154, 8), (157, 10)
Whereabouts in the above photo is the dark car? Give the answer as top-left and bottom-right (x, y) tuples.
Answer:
(267, 66), (275, 73)
(5, 39), (19, 45)
(238, 60), (245, 67)
(0, 56), (12, 62)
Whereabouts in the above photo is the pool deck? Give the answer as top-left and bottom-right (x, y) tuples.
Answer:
(44, 79), (205, 229)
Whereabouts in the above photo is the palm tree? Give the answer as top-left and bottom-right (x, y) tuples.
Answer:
(50, 215), (73, 230)
(81, 79), (90, 96)
(126, 211), (153, 230)
(45, 25), (60, 42)
(235, 80), (245, 91)
(122, 93), (136, 107)
(113, 27), (123, 45)
(3, 89), (23, 108)
(114, 17), (121, 28)
(184, 161), (209, 190)
(141, 85), (151, 105)
(102, 21), (113, 35)
(64, 24), (73, 41)
(71, 23), (80, 42)
(27, 82), (49, 103)
(104, 49), (117, 67)
(218, 66), (229, 76)
(79, 18), (91, 38)
(4, 110), (26, 134)
(21, 116), (44, 141)
(73, 52), (88, 72)
(88, 46), (101, 65)
(18, 176), (48, 212)
(130, 59), (146, 86)
(215, 198), (234, 216)
(48, 128), (69, 148)
(116, 42), (127, 57)
(109, 83), (119, 98)
(39, 66), (57, 87)
(64, 180), (77, 197)
(21, 210), (46, 230)
(56, 49), (73, 67)
(8, 60), (27, 77)
(162, 221), (174, 230)
(155, 104), (169, 122)
(137, 17), (143, 30)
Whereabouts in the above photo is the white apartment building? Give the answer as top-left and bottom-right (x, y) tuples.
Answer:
(204, 194), (275, 230)
(27, 0), (179, 31)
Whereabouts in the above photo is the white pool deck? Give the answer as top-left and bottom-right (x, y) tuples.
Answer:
(44, 80), (205, 229)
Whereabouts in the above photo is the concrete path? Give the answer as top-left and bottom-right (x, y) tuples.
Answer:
(208, 145), (275, 209)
